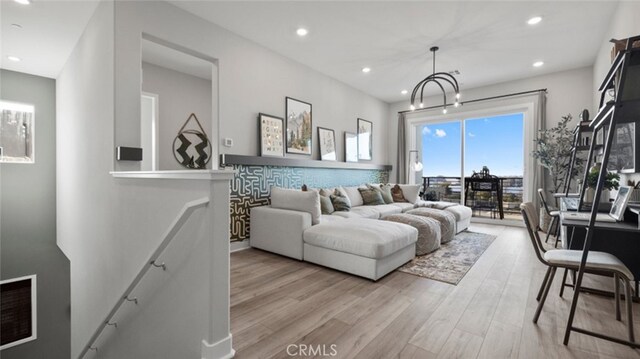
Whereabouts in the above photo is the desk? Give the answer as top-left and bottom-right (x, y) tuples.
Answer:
(559, 197), (640, 347)
(464, 176), (504, 219)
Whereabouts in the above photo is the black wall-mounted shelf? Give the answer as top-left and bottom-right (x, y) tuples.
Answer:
(220, 154), (392, 171)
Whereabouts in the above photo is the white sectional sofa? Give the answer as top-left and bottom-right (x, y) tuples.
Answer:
(250, 184), (472, 280)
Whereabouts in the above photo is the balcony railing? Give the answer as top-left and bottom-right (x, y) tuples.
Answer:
(422, 176), (524, 219)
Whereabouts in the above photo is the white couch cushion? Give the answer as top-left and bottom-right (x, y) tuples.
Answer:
(392, 202), (417, 212)
(303, 218), (418, 259)
(270, 187), (321, 225)
(331, 206), (380, 219)
(444, 205), (472, 222)
(320, 215), (345, 223)
(372, 204), (403, 218)
(341, 186), (364, 207)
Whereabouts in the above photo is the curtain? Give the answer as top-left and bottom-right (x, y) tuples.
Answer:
(396, 113), (407, 184)
(532, 91), (547, 207)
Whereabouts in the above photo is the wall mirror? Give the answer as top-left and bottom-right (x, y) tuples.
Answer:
(140, 35), (216, 171)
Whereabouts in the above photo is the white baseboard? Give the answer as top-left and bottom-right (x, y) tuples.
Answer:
(202, 334), (235, 359)
(230, 240), (250, 253)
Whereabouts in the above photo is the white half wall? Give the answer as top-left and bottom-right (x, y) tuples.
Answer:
(387, 66), (594, 183)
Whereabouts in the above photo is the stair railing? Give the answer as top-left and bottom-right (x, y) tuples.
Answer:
(78, 197), (210, 358)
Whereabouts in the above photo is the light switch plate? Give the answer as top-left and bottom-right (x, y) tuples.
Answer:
(223, 138), (233, 147)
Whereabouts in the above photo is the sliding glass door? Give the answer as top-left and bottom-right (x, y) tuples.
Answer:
(419, 121), (462, 204)
(417, 112), (525, 221)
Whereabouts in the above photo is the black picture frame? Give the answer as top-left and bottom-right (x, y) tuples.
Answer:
(285, 97), (312, 156)
(344, 132), (358, 163)
(259, 113), (285, 157)
(357, 118), (373, 161)
(317, 127), (337, 161)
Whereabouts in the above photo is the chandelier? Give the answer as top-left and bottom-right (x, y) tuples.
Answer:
(410, 46), (461, 114)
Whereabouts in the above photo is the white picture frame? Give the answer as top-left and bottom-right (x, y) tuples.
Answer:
(610, 185), (632, 221)
(345, 132), (358, 163)
(357, 118), (373, 161)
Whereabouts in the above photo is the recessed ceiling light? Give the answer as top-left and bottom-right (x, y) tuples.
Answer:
(533, 61), (544, 67)
(11, 24), (23, 29)
(13, 0), (31, 5)
(401, 90), (408, 95)
(7, 56), (22, 62)
(362, 67), (371, 73)
(296, 28), (308, 37)
(527, 16), (542, 25)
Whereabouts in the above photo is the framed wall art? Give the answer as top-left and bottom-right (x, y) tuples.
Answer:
(285, 97), (312, 155)
(357, 118), (373, 161)
(318, 127), (336, 161)
(344, 132), (358, 163)
(259, 113), (284, 157)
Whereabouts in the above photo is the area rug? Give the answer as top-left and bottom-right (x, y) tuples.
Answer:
(398, 231), (496, 285)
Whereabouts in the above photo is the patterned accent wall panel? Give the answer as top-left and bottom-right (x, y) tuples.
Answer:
(229, 164), (389, 242)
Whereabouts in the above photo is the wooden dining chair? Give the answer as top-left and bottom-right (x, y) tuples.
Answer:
(538, 188), (561, 247)
(520, 202), (635, 343)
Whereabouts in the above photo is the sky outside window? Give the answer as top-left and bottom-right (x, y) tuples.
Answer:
(421, 113), (524, 177)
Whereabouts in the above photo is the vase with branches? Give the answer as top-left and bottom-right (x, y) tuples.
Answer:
(532, 114), (584, 194)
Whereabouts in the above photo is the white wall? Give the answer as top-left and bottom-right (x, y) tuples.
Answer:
(114, 1), (389, 172)
(387, 67), (594, 183)
(141, 62), (213, 170)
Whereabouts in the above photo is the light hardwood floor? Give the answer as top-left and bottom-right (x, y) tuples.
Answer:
(230, 224), (640, 359)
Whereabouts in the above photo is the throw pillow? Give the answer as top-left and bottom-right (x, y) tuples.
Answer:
(270, 186), (321, 225)
(319, 188), (333, 197)
(391, 184), (408, 203)
(319, 195), (335, 214)
(341, 186), (364, 207)
(358, 187), (385, 206)
(372, 183), (394, 204)
(335, 186), (353, 208)
(330, 190), (351, 211)
(399, 184), (422, 204)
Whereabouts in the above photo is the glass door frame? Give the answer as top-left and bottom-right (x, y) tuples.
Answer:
(405, 101), (537, 213)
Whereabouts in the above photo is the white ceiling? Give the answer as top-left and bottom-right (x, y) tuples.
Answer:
(0, 1), (619, 104)
(1, 0), (100, 79)
(171, 1), (619, 103)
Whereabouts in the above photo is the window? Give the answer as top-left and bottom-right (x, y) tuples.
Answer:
(417, 112), (525, 220)
(0, 101), (35, 164)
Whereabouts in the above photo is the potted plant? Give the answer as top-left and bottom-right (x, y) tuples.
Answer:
(532, 114), (584, 231)
(584, 163), (620, 203)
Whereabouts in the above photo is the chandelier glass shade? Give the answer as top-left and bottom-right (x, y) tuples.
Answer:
(410, 46), (461, 114)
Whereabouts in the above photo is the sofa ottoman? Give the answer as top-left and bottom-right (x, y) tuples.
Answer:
(384, 214), (441, 255)
(406, 208), (456, 244)
(414, 201), (472, 234)
(302, 218), (418, 280)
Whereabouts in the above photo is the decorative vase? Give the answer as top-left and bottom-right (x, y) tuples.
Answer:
(584, 188), (610, 203)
